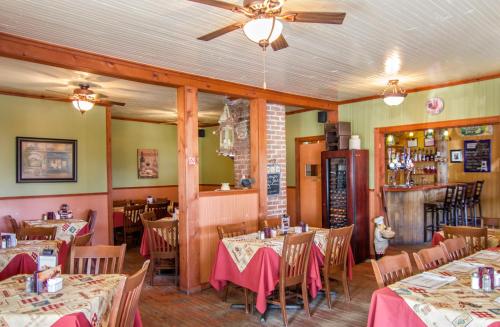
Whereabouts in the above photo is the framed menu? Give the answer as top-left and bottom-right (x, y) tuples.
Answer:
(267, 173), (280, 195)
(464, 140), (491, 172)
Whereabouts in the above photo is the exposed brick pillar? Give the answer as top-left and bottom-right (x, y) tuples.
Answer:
(266, 103), (287, 216)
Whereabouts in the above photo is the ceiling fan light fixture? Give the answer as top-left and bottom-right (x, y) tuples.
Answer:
(72, 99), (95, 113)
(382, 79), (407, 106)
(243, 17), (283, 45)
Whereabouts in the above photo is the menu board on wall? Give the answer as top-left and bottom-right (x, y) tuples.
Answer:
(464, 140), (491, 172)
(267, 173), (280, 195)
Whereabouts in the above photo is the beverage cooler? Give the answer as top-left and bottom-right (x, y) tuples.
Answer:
(321, 150), (369, 263)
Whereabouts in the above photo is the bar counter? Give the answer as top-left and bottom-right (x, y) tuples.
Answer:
(384, 184), (449, 244)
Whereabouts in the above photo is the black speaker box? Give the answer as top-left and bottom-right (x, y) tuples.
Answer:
(318, 111), (328, 123)
(198, 129), (205, 137)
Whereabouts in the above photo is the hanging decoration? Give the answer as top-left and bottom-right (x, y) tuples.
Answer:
(216, 101), (236, 157)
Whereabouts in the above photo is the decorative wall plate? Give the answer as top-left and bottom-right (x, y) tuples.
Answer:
(426, 97), (444, 115)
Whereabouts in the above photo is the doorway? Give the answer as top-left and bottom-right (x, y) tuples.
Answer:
(295, 136), (325, 227)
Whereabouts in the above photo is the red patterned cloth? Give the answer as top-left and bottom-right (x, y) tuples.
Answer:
(51, 311), (143, 327)
(209, 241), (324, 314)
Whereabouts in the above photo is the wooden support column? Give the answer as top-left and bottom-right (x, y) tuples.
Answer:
(250, 98), (267, 221)
(327, 106), (339, 123)
(177, 86), (201, 293)
(105, 106), (113, 245)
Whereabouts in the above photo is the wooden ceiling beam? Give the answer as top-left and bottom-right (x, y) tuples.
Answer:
(0, 32), (338, 111)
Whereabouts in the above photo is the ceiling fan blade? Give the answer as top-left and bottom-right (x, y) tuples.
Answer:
(97, 100), (126, 107)
(280, 11), (346, 24)
(198, 23), (243, 41)
(188, 0), (243, 12)
(271, 34), (289, 51)
(45, 89), (70, 96)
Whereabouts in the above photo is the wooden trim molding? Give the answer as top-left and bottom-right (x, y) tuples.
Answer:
(0, 32), (337, 110)
(199, 189), (258, 197)
(111, 117), (176, 125)
(0, 192), (108, 200)
(112, 185), (178, 190)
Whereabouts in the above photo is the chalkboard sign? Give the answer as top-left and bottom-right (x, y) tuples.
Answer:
(464, 140), (491, 172)
(267, 173), (280, 195)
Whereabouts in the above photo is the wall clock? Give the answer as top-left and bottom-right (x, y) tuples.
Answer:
(426, 97), (444, 115)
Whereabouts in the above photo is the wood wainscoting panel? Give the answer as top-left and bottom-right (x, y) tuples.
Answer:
(112, 185), (179, 202)
(199, 192), (259, 284)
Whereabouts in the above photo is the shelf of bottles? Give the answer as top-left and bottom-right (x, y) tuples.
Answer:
(386, 146), (443, 185)
(328, 157), (349, 228)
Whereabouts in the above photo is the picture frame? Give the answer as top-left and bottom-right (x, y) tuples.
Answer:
(450, 149), (463, 163)
(137, 149), (159, 179)
(407, 138), (418, 148)
(16, 137), (77, 183)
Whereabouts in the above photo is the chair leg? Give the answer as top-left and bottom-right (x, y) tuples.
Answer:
(342, 271), (351, 302)
(324, 275), (332, 309)
(222, 284), (229, 301)
(302, 280), (311, 318)
(244, 288), (249, 314)
(150, 262), (154, 286)
(280, 285), (288, 327)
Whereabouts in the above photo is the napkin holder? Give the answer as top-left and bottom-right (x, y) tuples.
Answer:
(281, 215), (290, 234)
(38, 248), (58, 271)
(47, 277), (63, 293)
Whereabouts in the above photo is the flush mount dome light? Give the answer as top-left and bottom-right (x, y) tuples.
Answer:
(382, 79), (407, 106)
(243, 17), (283, 47)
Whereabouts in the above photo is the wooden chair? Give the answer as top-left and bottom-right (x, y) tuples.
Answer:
(69, 244), (126, 274)
(113, 200), (129, 208)
(371, 251), (413, 288)
(140, 211), (157, 223)
(86, 209), (97, 243)
(17, 226), (57, 240)
(156, 198), (169, 204)
(443, 226), (488, 254)
(217, 222), (247, 239)
(5, 215), (19, 234)
(143, 219), (178, 286)
(440, 237), (468, 261)
(269, 231), (315, 327)
(109, 260), (150, 327)
(323, 225), (354, 307)
(73, 232), (94, 247)
(131, 199), (147, 206)
(260, 217), (282, 230)
(146, 202), (168, 219)
(122, 205), (146, 246)
(412, 246), (448, 272)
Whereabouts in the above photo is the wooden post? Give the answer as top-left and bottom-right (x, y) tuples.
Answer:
(250, 98), (267, 221)
(105, 106), (113, 245)
(177, 86), (201, 293)
(327, 107), (338, 123)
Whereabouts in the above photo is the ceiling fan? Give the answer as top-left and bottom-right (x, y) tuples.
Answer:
(189, 0), (346, 50)
(46, 83), (125, 114)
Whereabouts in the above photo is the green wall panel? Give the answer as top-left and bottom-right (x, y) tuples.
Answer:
(199, 126), (234, 184)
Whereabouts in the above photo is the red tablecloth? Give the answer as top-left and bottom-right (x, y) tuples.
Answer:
(51, 311), (143, 327)
(431, 232), (445, 246)
(0, 241), (69, 281)
(140, 231), (150, 258)
(114, 212), (125, 228)
(209, 241), (324, 314)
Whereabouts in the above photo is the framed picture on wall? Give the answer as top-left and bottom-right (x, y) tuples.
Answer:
(138, 149), (159, 178)
(16, 137), (77, 183)
(450, 149), (463, 163)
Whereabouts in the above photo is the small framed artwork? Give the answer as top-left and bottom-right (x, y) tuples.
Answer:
(450, 150), (463, 163)
(407, 138), (418, 148)
(138, 149), (159, 178)
(17, 137), (77, 183)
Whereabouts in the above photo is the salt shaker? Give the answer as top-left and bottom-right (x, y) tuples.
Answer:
(25, 276), (33, 293)
(482, 273), (492, 292)
(270, 229), (277, 238)
(471, 272), (480, 290)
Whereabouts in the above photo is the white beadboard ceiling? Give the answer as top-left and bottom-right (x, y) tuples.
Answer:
(1, 0), (500, 102)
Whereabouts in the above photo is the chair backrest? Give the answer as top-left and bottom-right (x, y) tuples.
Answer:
(109, 260), (150, 327)
(454, 184), (467, 206)
(17, 226), (57, 240)
(217, 222), (247, 240)
(131, 199), (147, 206)
(146, 203), (168, 219)
(156, 198), (169, 204)
(440, 237), (468, 261)
(143, 220), (178, 260)
(69, 244), (126, 274)
(465, 182), (476, 203)
(443, 185), (456, 207)
(5, 215), (19, 234)
(280, 231), (315, 287)
(87, 209), (97, 232)
(412, 246), (448, 272)
(260, 217), (282, 230)
(324, 225), (354, 275)
(124, 205), (146, 227)
(473, 180), (484, 203)
(443, 226), (487, 253)
(73, 232), (94, 247)
(140, 211), (157, 223)
(371, 251), (413, 288)
(113, 200), (129, 208)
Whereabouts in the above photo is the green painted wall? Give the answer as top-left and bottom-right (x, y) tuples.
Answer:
(199, 126), (234, 184)
(0, 94), (107, 196)
(285, 110), (325, 186)
(339, 78), (500, 188)
(112, 119), (178, 187)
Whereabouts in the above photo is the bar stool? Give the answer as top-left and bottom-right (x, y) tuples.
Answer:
(423, 185), (455, 242)
(453, 184), (468, 225)
(464, 182), (476, 226)
(471, 180), (484, 227)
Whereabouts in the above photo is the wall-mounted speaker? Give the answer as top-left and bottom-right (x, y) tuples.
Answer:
(318, 111), (327, 123)
(198, 129), (205, 137)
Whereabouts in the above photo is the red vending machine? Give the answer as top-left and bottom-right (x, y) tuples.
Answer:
(321, 150), (369, 263)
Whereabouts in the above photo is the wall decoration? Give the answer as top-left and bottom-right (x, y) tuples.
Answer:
(426, 97), (444, 115)
(137, 149), (158, 178)
(424, 129), (435, 146)
(16, 137), (77, 183)
(464, 140), (491, 172)
(457, 125), (493, 137)
(450, 150), (463, 163)
(407, 138), (418, 148)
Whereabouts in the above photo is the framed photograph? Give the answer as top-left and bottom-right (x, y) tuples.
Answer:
(138, 149), (158, 178)
(407, 138), (418, 148)
(16, 137), (77, 183)
(450, 149), (463, 163)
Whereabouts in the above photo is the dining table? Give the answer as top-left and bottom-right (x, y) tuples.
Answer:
(432, 229), (500, 248)
(139, 217), (178, 258)
(367, 247), (500, 327)
(0, 240), (69, 281)
(0, 273), (140, 326)
(209, 227), (355, 314)
(23, 218), (90, 243)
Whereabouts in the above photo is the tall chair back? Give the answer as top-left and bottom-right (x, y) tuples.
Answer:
(412, 246), (448, 272)
(147, 202), (169, 219)
(473, 180), (484, 202)
(454, 184), (467, 206)
(69, 244), (126, 274)
(144, 220), (178, 260)
(371, 251), (413, 288)
(439, 237), (468, 261)
(113, 200), (129, 208)
(260, 217), (282, 230)
(17, 226), (57, 240)
(443, 185), (456, 207)
(443, 226), (487, 253)
(73, 232), (94, 247)
(5, 216), (19, 234)
(86, 209), (97, 234)
(217, 222), (247, 240)
(140, 211), (157, 223)
(280, 231), (315, 287)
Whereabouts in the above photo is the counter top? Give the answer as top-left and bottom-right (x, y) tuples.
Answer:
(383, 184), (450, 192)
(199, 188), (258, 197)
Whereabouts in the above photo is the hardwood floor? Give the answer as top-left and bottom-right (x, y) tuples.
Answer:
(123, 243), (428, 327)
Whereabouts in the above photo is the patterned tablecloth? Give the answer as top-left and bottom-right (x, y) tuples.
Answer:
(0, 273), (125, 327)
(0, 240), (63, 274)
(388, 249), (500, 327)
(24, 219), (89, 243)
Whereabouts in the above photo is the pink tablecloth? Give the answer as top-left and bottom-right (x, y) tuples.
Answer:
(0, 241), (69, 281)
(51, 311), (143, 327)
(209, 241), (324, 314)
(114, 212), (125, 228)
(140, 231), (150, 258)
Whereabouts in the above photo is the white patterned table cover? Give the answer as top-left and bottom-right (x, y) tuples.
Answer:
(0, 240), (63, 273)
(24, 219), (88, 243)
(389, 249), (500, 327)
(0, 274), (125, 327)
